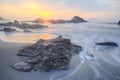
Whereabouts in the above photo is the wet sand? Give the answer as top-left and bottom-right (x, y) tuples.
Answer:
(0, 40), (120, 80)
(0, 41), (54, 80)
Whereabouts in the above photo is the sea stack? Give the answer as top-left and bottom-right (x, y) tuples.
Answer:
(70, 16), (87, 23)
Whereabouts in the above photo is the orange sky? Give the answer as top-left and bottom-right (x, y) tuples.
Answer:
(0, 0), (120, 21)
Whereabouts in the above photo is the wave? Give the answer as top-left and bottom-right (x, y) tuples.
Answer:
(50, 35), (120, 80)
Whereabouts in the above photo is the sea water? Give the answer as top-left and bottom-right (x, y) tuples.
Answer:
(0, 22), (120, 80)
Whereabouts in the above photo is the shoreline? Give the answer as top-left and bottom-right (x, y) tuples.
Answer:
(0, 40), (53, 80)
(0, 21), (120, 80)
(0, 39), (120, 80)
(0, 40), (80, 80)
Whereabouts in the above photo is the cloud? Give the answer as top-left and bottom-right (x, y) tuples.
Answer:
(0, 0), (119, 20)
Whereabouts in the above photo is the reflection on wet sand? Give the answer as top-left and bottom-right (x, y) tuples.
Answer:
(0, 33), (56, 43)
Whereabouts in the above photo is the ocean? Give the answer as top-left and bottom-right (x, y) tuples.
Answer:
(0, 22), (120, 80)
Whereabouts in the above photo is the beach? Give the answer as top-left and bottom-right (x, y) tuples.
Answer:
(0, 22), (120, 80)
(0, 40), (80, 80)
(0, 0), (120, 79)
(0, 41), (54, 80)
(0, 40), (120, 80)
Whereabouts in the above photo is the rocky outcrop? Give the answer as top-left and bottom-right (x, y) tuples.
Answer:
(0, 20), (48, 29)
(47, 19), (68, 24)
(34, 18), (45, 23)
(96, 42), (118, 47)
(0, 27), (16, 32)
(20, 23), (48, 29)
(12, 36), (82, 72)
(0, 17), (6, 20)
(118, 20), (120, 25)
(33, 16), (87, 24)
(70, 16), (87, 23)
(23, 29), (31, 32)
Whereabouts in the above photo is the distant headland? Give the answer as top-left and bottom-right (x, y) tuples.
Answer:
(33, 16), (88, 24)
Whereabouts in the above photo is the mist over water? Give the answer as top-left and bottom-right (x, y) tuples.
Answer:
(0, 22), (120, 80)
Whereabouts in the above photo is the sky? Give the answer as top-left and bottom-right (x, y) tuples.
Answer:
(0, 0), (120, 21)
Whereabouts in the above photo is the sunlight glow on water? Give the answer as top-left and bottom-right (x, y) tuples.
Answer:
(0, 22), (120, 43)
(0, 32), (56, 43)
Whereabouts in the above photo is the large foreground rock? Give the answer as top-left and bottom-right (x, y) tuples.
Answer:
(12, 36), (82, 72)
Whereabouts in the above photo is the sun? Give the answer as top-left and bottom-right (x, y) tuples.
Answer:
(39, 11), (53, 19)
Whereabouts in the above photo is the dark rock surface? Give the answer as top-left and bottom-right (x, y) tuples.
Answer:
(0, 20), (48, 29)
(0, 27), (16, 32)
(70, 16), (87, 23)
(20, 23), (48, 29)
(96, 42), (118, 47)
(33, 16), (87, 24)
(0, 20), (19, 26)
(118, 20), (120, 25)
(12, 36), (82, 72)
(23, 29), (31, 32)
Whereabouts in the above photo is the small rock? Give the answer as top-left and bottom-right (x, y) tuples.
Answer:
(23, 29), (31, 32)
(118, 20), (120, 25)
(12, 62), (33, 72)
(96, 42), (118, 47)
(3, 27), (16, 32)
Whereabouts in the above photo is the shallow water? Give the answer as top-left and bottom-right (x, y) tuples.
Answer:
(0, 22), (120, 80)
